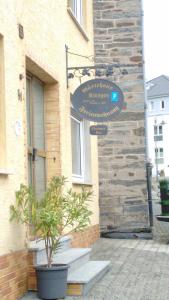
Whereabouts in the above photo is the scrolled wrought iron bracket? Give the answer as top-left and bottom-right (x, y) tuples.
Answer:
(66, 45), (130, 88)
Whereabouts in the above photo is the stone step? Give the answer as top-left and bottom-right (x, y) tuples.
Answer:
(53, 248), (91, 274)
(28, 235), (72, 254)
(28, 235), (72, 266)
(34, 248), (91, 274)
(67, 260), (111, 296)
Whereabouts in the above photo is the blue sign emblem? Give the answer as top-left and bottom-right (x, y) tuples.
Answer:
(111, 91), (119, 102)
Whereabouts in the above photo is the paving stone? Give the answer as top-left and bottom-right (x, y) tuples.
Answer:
(22, 236), (169, 300)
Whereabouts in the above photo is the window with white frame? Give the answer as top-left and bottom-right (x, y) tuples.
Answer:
(160, 100), (165, 110)
(154, 124), (163, 141)
(68, 0), (84, 26)
(71, 116), (82, 177)
(149, 101), (154, 111)
(155, 147), (164, 164)
(71, 110), (91, 183)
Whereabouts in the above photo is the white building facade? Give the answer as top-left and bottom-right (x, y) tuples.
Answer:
(147, 75), (169, 178)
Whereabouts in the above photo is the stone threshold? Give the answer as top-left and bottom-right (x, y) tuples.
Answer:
(101, 227), (153, 240)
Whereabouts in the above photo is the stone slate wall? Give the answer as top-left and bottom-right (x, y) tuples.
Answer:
(93, 0), (149, 231)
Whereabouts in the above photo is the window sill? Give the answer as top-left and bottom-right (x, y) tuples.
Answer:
(72, 178), (93, 186)
(67, 7), (89, 42)
(0, 168), (14, 175)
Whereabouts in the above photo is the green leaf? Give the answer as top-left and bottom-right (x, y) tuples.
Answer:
(10, 176), (93, 267)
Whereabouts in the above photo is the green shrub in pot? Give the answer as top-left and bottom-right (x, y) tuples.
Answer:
(159, 179), (169, 216)
(10, 176), (92, 299)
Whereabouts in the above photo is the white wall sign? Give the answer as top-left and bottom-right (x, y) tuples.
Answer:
(14, 120), (22, 136)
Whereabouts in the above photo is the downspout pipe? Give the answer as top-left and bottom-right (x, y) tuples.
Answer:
(141, 0), (153, 227)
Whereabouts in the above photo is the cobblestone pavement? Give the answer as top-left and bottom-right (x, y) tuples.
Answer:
(23, 237), (169, 300)
(22, 182), (169, 300)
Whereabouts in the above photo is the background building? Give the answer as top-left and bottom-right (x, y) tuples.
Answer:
(93, 0), (149, 232)
(147, 75), (169, 178)
(0, 1), (99, 298)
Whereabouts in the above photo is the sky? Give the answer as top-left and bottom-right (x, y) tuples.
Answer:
(143, 0), (169, 81)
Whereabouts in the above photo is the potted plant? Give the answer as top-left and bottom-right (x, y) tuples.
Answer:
(10, 176), (92, 299)
(159, 179), (169, 215)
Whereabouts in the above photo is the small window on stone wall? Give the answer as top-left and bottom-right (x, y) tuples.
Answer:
(0, 35), (6, 168)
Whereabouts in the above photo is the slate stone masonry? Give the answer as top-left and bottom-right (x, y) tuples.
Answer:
(93, 0), (149, 231)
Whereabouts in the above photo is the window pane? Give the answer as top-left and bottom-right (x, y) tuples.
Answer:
(83, 120), (91, 182)
(76, 0), (82, 23)
(69, 0), (76, 14)
(28, 154), (33, 186)
(150, 101), (154, 110)
(154, 135), (163, 141)
(160, 148), (163, 157)
(69, 0), (82, 24)
(26, 78), (32, 147)
(161, 101), (165, 109)
(26, 76), (46, 200)
(159, 125), (163, 134)
(71, 118), (81, 175)
(154, 125), (157, 135)
(156, 158), (164, 164)
(34, 156), (46, 199)
(155, 148), (164, 159)
(32, 78), (45, 150)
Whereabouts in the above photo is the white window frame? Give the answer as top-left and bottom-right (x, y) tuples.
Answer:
(71, 115), (85, 182)
(154, 124), (163, 141)
(69, 0), (83, 25)
(160, 100), (165, 110)
(155, 147), (164, 164)
(71, 111), (91, 184)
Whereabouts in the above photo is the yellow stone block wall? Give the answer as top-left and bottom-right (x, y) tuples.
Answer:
(0, 0), (99, 258)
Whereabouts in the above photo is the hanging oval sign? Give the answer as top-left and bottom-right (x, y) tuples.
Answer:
(71, 78), (124, 122)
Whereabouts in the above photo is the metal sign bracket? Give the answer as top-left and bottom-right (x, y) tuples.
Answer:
(65, 45), (131, 88)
